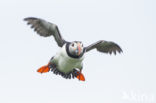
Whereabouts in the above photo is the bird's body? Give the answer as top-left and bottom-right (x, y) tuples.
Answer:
(24, 17), (123, 81)
(52, 44), (84, 73)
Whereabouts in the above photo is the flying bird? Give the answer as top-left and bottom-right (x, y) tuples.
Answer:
(24, 17), (122, 81)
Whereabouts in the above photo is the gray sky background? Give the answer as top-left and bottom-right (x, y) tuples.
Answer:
(0, 0), (156, 103)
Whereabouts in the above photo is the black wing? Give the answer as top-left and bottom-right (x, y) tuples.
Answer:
(85, 40), (122, 55)
(24, 17), (67, 47)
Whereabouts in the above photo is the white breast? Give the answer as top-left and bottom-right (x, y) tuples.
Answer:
(53, 44), (84, 73)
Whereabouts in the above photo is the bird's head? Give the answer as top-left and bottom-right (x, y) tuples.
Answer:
(68, 41), (84, 57)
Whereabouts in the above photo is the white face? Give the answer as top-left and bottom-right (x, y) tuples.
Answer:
(69, 42), (84, 56)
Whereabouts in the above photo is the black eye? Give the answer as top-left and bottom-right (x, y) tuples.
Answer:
(72, 44), (74, 47)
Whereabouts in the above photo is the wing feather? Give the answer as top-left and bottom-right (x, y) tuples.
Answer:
(85, 40), (122, 55)
(24, 17), (66, 47)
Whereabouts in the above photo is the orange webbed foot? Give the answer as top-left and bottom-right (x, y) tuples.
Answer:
(37, 63), (50, 73)
(76, 71), (85, 81)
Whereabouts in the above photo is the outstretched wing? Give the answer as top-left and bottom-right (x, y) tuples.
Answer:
(24, 17), (66, 47)
(85, 40), (122, 55)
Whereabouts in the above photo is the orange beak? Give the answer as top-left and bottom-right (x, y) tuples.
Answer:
(77, 43), (82, 56)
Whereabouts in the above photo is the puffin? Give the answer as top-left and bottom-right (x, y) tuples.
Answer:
(24, 17), (123, 81)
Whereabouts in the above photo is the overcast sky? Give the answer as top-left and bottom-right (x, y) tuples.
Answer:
(0, 0), (156, 103)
